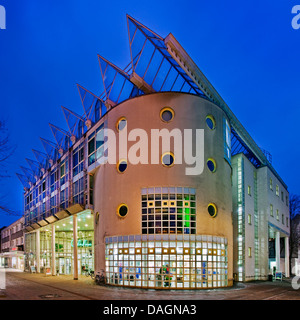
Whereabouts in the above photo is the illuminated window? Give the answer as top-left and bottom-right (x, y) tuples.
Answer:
(73, 143), (84, 176)
(223, 118), (231, 164)
(88, 123), (105, 166)
(276, 185), (279, 196)
(73, 177), (84, 204)
(248, 214), (252, 225)
(160, 107), (174, 122)
(270, 178), (273, 190)
(247, 186), (251, 196)
(141, 187), (196, 234)
(248, 247), (252, 258)
(270, 204), (273, 217)
(276, 209), (279, 221)
(105, 234), (228, 289)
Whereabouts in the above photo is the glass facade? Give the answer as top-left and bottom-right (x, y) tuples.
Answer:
(141, 187), (196, 235)
(24, 211), (94, 275)
(105, 234), (228, 289)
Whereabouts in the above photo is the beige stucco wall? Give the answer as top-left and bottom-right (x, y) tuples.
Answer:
(93, 92), (233, 284)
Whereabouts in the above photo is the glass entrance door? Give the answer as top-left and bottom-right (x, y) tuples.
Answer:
(65, 258), (71, 275)
(58, 257), (65, 274)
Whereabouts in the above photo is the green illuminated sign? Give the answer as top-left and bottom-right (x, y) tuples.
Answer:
(71, 239), (92, 247)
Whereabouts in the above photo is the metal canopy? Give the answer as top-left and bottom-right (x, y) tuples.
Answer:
(25, 158), (41, 177)
(98, 55), (144, 106)
(231, 128), (262, 168)
(61, 106), (85, 140)
(77, 84), (107, 125)
(127, 15), (206, 97)
(40, 137), (59, 162)
(32, 149), (49, 171)
(49, 123), (71, 151)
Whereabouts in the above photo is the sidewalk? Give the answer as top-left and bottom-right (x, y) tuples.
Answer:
(1, 270), (300, 300)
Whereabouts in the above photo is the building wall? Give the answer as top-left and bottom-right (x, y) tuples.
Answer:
(232, 153), (290, 281)
(93, 92), (233, 286)
(0, 217), (25, 270)
(0, 217), (24, 252)
(232, 154), (258, 281)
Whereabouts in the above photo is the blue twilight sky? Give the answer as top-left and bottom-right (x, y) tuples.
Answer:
(0, 0), (300, 227)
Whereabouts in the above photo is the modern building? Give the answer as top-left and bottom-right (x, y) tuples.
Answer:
(16, 16), (289, 289)
(0, 217), (25, 270)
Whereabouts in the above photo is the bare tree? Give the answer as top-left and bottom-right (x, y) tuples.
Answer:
(289, 194), (300, 275)
(0, 120), (19, 216)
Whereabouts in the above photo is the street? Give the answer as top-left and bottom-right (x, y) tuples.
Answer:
(0, 269), (299, 300)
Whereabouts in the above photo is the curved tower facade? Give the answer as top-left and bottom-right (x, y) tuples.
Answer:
(94, 92), (233, 288)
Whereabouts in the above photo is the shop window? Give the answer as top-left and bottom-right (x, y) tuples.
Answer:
(105, 234), (228, 289)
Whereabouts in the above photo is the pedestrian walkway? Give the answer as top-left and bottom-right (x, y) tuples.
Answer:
(1, 270), (300, 300)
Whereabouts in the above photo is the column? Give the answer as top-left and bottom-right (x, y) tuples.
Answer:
(51, 224), (56, 276)
(285, 236), (290, 278)
(275, 231), (280, 272)
(36, 229), (40, 273)
(73, 215), (78, 280)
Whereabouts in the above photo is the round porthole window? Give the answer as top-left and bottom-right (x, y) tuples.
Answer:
(206, 115), (216, 130)
(161, 152), (175, 167)
(208, 203), (217, 218)
(207, 158), (217, 172)
(117, 204), (128, 218)
(117, 159), (127, 173)
(160, 107), (174, 122)
(116, 117), (127, 131)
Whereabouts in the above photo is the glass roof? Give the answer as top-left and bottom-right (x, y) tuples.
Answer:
(127, 15), (207, 97)
(98, 55), (144, 105)
(61, 106), (85, 140)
